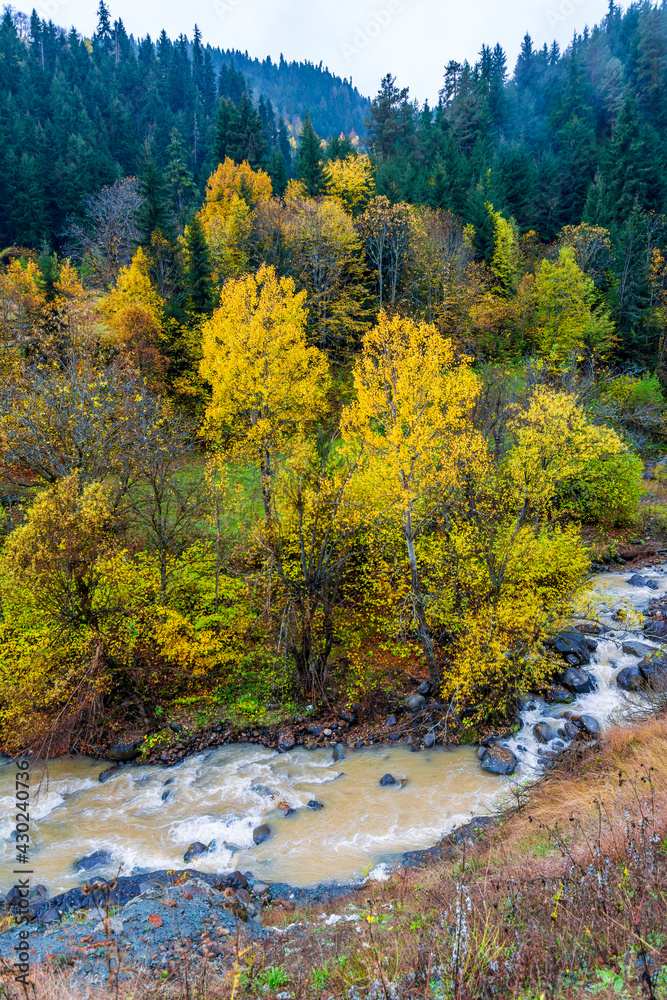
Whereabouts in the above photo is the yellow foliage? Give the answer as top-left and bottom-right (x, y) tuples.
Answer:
(323, 154), (376, 216)
(202, 195), (253, 285)
(200, 158), (272, 223)
(100, 247), (164, 332)
(284, 178), (307, 202)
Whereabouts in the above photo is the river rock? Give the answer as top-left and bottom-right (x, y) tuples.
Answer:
(277, 730), (295, 752)
(638, 654), (667, 688)
(307, 725), (321, 736)
(252, 824), (272, 845)
(560, 721), (580, 740)
(545, 684), (575, 704)
(39, 907), (61, 924)
(644, 620), (667, 638)
(161, 789), (172, 802)
(622, 640), (656, 658)
(424, 731), (436, 748)
(107, 740), (141, 762)
(75, 849), (113, 872)
(307, 800), (324, 810)
(404, 693), (427, 712)
(616, 665), (644, 691)
(339, 711), (357, 724)
(480, 745), (518, 775)
(379, 773), (397, 786)
(183, 842), (208, 864)
(559, 667), (596, 694)
(533, 722), (556, 744)
(553, 630), (591, 666)
(578, 715), (601, 736)
(98, 766), (122, 783)
(332, 745), (345, 762)
(477, 747), (487, 759)
(628, 573), (659, 590)
(385, 714), (397, 728)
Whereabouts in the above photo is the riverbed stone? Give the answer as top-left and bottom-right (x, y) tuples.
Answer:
(332, 744), (345, 761)
(638, 654), (667, 688)
(98, 766), (122, 783)
(553, 630), (591, 665)
(183, 842), (208, 864)
(578, 715), (601, 736)
(559, 667), (597, 694)
(418, 681), (432, 696)
(545, 684), (575, 704)
(424, 731), (436, 748)
(379, 773), (397, 786)
(533, 722), (556, 744)
(385, 714), (397, 727)
(404, 693), (427, 712)
(480, 745), (518, 775)
(277, 730), (295, 751)
(107, 740), (142, 762)
(307, 799), (324, 810)
(628, 573), (659, 590)
(252, 824), (272, 845)
(622, 640), (657, 658)
(644, 619), (667, 638)
(74, 849), (112, 872)
(616, 664), (644, 691)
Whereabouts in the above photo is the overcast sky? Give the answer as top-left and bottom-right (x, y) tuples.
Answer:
(17, 0), (626, 102)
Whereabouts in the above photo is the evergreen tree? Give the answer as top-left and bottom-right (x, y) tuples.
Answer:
(296, 110), (324, 196)
(136, 149), (174, 246)
(96, 0), (113, 56)
(183, 214), (215, 315)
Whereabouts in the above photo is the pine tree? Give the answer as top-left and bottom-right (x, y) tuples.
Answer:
(136, 149), (175, 246)
(183, 214), (215, 315)
(296, 111), (324, 196)
(96, 0), (113, 56)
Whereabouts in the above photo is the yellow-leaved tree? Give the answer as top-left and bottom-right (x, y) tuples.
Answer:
(200, 264), (330, 524)
(324, 154), (376, 217)
(100, 247), (164, 332)
(442, 386), (627, 719)
(342, 312), (487, 685)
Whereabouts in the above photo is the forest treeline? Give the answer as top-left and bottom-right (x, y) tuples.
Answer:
(0, 1), (667, 750)
(0, 1), (367, 247)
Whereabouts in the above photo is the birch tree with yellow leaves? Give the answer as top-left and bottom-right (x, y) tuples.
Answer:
(200, 264), (329, 525)
(342, 312), (486, 686)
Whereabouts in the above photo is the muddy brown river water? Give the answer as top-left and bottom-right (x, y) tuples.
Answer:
(1, 567), (665, 897)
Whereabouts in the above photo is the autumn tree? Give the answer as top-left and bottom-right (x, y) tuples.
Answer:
(200, 264), (329, 524)
(63, 179), (141, 290)
(342, 312), (485, 686)
(356, 196), (416, 309)
(324, 154), (376, 217)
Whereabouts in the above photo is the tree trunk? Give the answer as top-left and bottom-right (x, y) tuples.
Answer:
(260, 448), (272, 527)
(404, 506), (439, 689)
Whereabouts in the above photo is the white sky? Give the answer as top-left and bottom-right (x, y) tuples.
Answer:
(18, 0), (626, 102)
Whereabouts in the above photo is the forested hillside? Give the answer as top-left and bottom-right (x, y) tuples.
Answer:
(0, 2), (368, 247)
(1, 0), (667, 755)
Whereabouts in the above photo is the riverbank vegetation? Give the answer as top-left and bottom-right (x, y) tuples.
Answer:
(2, 1), (667, 757)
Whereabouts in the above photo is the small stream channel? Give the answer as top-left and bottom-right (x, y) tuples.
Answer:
(0, 568), (664, 896)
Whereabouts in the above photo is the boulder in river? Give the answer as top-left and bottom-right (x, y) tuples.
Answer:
(616, 664), (644, 691)
(252, 824), (273, 845)
(644, 620), (667, 638)
(578, 715), (601, 737)
(107, 740), (142, 762)
(628, 573), (659, 590)
(307, 800), (324, 810)
(183, 842), (208, 864)
(533, 722), (556, 744)
(277, 730), (295, 752)
(480, 745), (518, 776)
(545, 684), (575, 705)
(559, 667), (597, 694)
(74, 849), (113, 872)
(553, 630), (591, 666)
(424, 731), (436, 748)
(404, 693), (427, 712)
(622, 640), (657, 658)
(379, 773), (397, 786)
(332, 744), (345, 762)
(638, 654), (667, 689)
(98, 766), (122, 783)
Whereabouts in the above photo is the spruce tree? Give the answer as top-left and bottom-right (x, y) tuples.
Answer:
(136, 149), (174, 246)
(296, 111), (324, 196)
(183, 214), (215, 315)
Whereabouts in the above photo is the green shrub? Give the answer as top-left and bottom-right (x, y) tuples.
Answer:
(557, 451), (643, 527)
